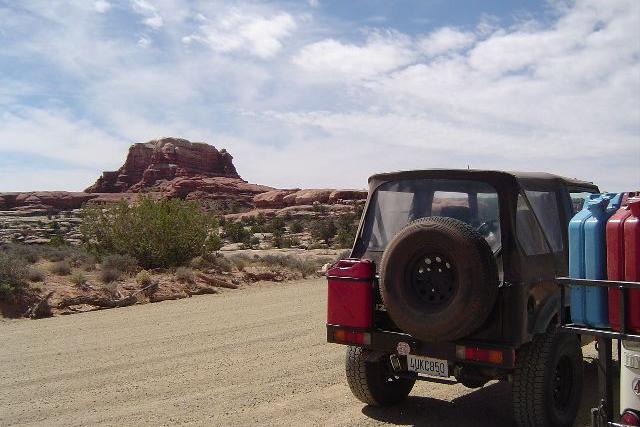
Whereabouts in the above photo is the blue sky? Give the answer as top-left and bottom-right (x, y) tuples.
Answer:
(0, 0), (638, 191)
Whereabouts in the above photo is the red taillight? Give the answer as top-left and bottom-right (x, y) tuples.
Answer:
(456, 345), (505, 364)
(621, 409), (640, 426)
(332, 328), (371, 345)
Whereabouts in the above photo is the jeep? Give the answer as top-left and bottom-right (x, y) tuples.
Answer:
(326, 169), (599, 427)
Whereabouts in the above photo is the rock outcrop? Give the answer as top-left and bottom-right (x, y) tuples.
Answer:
(86, 138), (240, 193)
(0, 137), (369, 244)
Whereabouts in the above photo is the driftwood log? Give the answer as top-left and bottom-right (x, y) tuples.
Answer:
(197, 273), (238, 289)
(58, 282), (158, 309)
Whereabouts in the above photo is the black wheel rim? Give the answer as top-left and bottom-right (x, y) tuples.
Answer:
(407, 253), (457, 311)
(553, 355), (573, 410)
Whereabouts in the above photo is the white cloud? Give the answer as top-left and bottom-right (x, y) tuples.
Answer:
(308, 0), (319, 8)
(137, 36), (151, 47)
(0, 0), (637, 193)
(292, 31), (415, 81)
(94, 0), (111, 13)
(131, 0), (163, 29)
(183, 10), (296, 59)
(0, 109), (125, 168)
(418, 27), (475, 56)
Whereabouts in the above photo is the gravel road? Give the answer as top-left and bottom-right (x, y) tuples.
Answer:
(1, 278), (601, 426)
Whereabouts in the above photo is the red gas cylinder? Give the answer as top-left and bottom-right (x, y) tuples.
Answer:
(327, 259), (375, 328)
(608, 196), (640, 332)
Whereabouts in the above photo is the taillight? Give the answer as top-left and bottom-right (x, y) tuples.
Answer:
(456, 345), (507, 365)
(621, 409), (640, 426)
(331, 328), (371, 345)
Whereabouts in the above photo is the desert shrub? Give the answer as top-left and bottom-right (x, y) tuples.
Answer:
(335, 213), (359, 248)
(175, 267), (195, 284)
(190, 252), (232, 272)
(289, 221), (304, 234)
(81, 197), (220, 269)
(49, 260), (71, 276)
(48, 235), (67, 247)
(0, 252), (27, 288)
(310, 219), (337, 245)
(272, 229), (285, 249)
(102, 254), (138, 274)
(228, 254), (251, 271)
(249, 236), (260, 249)
(259, 254), (320, 278)
(70, 272), (87, 286)
(7, 243), (42, 264)
(135, 270), (153, 287)
(268, 217), (286, 234)
(26, 267), (45, 282)
(100, 268), (121, 283)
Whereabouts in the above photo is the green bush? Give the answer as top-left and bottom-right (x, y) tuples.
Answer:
(310, 219), (337, 245)
(222, 221), (250, 244)
(70, 272), (87, 286)
(289, 221), (304, 234)
(81, 197), (220, 269)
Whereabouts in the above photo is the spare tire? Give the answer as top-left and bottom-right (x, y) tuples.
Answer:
(379, 217), (498, 342)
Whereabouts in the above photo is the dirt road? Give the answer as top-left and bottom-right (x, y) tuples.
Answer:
(1, 278), (600, 426)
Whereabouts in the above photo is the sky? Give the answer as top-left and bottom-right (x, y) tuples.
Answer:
(0, 0), (638, 192)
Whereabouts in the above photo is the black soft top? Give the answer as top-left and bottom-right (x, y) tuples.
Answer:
(368, 169), (596, 193)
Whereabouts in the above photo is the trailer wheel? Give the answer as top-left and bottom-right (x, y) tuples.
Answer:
(512, 328), (583, 427)
(345, 346), (415, 406)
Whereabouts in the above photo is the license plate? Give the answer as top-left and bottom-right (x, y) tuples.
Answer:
(407, 355), (449, 377)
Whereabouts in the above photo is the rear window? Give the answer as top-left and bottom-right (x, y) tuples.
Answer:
(359, 179), (501, 253)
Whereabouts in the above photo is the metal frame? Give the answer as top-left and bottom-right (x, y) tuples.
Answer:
(556, 277), (640, 426)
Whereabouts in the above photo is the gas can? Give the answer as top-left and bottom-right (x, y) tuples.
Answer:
(570, 193), (622, 327)
(609, 197), (640, 332)
(327, 259), (374, 328)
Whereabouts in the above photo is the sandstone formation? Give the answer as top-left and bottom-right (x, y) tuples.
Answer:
(86, 138), (240, 193)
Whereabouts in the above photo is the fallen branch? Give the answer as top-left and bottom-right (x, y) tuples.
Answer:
(197, 273), (238, 289)
(25, 291), (54, 319)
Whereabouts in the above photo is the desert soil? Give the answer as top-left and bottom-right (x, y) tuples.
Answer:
(1, 278), (603, 426)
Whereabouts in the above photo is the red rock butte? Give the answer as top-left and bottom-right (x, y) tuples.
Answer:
(85, 137), (240, 193)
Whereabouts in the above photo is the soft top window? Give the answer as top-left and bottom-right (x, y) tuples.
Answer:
(358, 179), (501, 253)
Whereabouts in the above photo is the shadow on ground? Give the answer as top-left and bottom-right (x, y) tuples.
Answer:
(362, 358), (603, 427)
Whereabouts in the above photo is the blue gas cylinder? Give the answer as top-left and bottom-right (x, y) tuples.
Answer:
(569, 193), (622, 326)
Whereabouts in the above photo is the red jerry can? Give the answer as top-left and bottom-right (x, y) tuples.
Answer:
(326, 259), (374, 328)
(608, 196), (640, 332)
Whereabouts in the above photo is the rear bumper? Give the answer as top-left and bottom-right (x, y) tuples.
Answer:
(326, 324), (516, 370)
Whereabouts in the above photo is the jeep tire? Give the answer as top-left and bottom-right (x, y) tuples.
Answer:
(512, 328), (583, 427)
(345, 346), (415, 406)
(379, 217), (498, 342)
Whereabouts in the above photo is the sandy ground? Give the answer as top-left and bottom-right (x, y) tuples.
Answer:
(1, 278), (605, 426)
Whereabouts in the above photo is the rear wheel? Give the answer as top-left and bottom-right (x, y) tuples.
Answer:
(512, 329), (583, 427)
(345, 346), (415, 406)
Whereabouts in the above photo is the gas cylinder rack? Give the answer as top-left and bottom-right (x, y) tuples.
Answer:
(557, 277), (640, 427)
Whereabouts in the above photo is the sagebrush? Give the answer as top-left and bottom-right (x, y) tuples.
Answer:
(81, 197), (221, 268)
